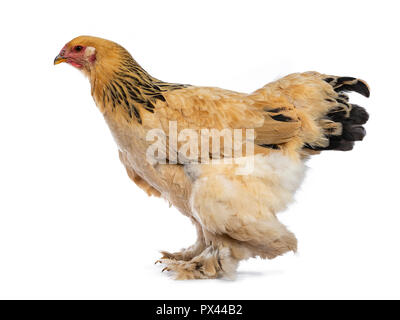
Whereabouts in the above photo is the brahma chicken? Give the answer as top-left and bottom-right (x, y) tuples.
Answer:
(54, 36), (369, 279)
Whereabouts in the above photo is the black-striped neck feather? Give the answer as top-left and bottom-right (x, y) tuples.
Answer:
(93, 47), (188, 124)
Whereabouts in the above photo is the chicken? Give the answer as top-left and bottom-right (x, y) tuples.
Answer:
(54, 36), (370, 279)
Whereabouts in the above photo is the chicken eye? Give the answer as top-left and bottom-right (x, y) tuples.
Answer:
(74, 46), (83, 52)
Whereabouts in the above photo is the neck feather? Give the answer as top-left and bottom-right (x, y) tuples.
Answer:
(89, 47), (187, 123)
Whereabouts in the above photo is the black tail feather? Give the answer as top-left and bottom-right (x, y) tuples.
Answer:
(324, 76), (370, 98)
(342, 123), (366, 141)
(348, 105), (369, 125)
(306, 75), (370, 152)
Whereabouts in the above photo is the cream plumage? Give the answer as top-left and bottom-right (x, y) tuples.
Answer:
(55, 36), (370, 279)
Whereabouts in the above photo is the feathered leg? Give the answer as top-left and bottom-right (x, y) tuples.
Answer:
(158, 157), (301, 280)
(157, 218), (206, 262)
(158, 244), (238, 280)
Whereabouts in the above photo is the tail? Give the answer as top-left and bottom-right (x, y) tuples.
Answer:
(304, 75), (370, 152)
(256, 72), (370, 153)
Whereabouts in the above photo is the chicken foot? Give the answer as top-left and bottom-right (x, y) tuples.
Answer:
(157, 245), (238, 280)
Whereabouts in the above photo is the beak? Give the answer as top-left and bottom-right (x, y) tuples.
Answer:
(54, 54), (67, 65)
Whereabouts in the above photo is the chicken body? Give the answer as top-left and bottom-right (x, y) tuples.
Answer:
(55, 36), (370, 279)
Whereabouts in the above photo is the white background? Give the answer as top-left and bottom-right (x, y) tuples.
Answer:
(0, 0), (399, 299)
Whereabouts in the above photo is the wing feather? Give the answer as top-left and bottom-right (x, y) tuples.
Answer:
(148, 86), (301, 161)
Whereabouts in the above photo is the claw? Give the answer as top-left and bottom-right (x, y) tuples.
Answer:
(155, 258), (172, 264)
(162, 267), (169, 272)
